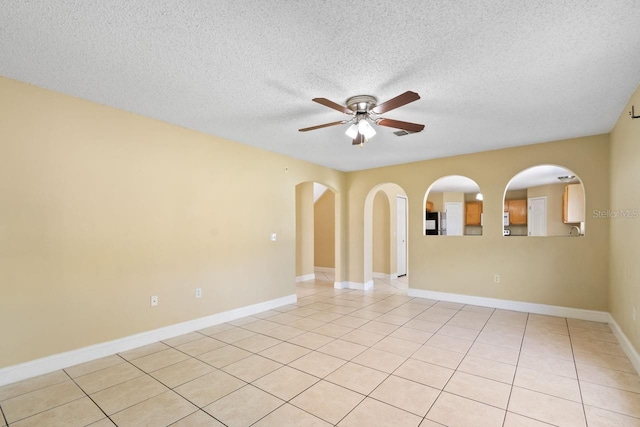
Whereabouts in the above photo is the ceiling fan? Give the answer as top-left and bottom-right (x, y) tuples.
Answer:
(299, 91), (425, 146)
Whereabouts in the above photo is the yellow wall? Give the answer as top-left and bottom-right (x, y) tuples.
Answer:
(296, 182), (314, 277)
(505, 189), (528, 201)
(373, 191), (390, 274)
(346, 134), (610, 311)
(427, 192), (444, 212)
(313, 190), (335, 268)
(0, 77), (346, 367)
(0, 75), (631, 370)
(609, 84), (640, 350)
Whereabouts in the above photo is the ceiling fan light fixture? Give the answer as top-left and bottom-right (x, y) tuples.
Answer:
(299, 91), (424, 147)
(557, 175), (576, 183)
(358, 119), (376, 139)
(345, 123), (358, 139)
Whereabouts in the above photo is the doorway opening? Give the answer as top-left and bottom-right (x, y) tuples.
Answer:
(295, 182), (339, 287)
(364, 183), (409, 292)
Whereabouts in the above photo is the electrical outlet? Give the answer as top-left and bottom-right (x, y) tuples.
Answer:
(196, 288), (202, 299)
(633, 306), (636, 321)
(494, 274), (500, 283)
(270, 233), (277, 242)
(150, 295), (158, 307)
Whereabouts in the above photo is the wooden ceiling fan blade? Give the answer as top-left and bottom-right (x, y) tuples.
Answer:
(312, 98), (352, 115)
(376, 118), (425, 133)
(372, 91), (420, 114)
(299, 120), (346, 132)
(352, 133), (365, 145)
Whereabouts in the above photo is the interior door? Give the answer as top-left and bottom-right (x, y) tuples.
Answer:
(396, 196), (407, 277)
(445, 202), (463, 236)
(528, 197), (547, 236)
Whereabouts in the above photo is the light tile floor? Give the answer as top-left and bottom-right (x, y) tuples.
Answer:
(1, 276), (640, 426)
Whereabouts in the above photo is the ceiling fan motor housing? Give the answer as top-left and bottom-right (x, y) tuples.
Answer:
(346, 95), (378, 113)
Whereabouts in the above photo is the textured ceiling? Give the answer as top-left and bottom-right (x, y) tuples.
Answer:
(1, 1), (639, 172)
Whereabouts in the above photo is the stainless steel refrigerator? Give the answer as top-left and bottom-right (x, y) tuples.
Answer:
(425, 211), (447, 235)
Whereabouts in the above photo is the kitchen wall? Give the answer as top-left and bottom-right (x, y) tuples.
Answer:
(505, 189), (528, 200)
(528, 183), (574, 236)
(0, 77), (346, 368)
(346, 134), (610, 311)
(427, 192), (444, 212)
(609, 84), (640, 351)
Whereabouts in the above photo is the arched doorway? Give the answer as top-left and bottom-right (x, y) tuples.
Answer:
(295, 182), (340, 287)
(364, 183), (408, 291)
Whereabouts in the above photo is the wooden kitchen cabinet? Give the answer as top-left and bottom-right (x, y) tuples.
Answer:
(563, 183), (585, 223)
(426, 201), (434, 212)
(465, 201), (483, 225)
(505, 199), (527, 225)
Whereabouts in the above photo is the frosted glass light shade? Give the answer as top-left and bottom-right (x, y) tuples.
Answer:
(358, 120), (376, 139)
(345, 124), (358, 138)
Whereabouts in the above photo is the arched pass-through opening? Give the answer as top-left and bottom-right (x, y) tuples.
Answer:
(424, 175), (483, 236)
(503, 165), (586, 237)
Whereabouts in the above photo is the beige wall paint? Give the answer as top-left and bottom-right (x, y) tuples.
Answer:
(1, 75), (629, 369)
(373, 191), (390, 274)
(609, 84), (640, 351)
(313, 190), (335, 268)
(505, 189), (528, 201)
(296, 182), (314, 277)
(427, 192), (444, 212)
(347, 134), (610, 311)
(0, 78), (346, 367)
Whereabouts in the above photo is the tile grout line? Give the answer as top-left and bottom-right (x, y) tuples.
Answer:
(64, 358), (126, 426)
(567, 324), (640, 421)
(508, 315), (626, 423)
(501, 311), (528, 427)
(565, 316), (590, 425)
(419, 304), (498, 425)
(2, 370), (101, 426)
(7, 281), (633, 426)
(282, 289), (431, 425)
(157, 324), (334, 425)
(281, 286), (640, 424)
(0, 403), (8, 426)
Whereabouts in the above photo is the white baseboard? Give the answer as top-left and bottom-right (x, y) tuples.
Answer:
(0, 293), (297, 387)
(390, 273), (399, 280)
(373, 272), (390, 280)
(334, 280), (374, 291)
(314, 267), (335, 273)
(608, 314), (640, 375)
(407, 288), (609, 323)
(295, 273), (315, 283)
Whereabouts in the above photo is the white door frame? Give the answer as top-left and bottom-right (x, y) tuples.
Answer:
(528, 196), (547, 236)
(444, 201), (464, 236)
(396, 195), (408, 277)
